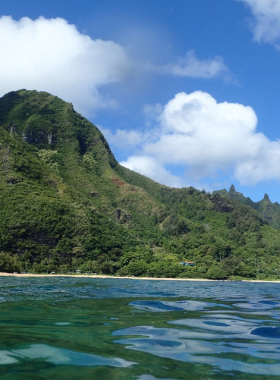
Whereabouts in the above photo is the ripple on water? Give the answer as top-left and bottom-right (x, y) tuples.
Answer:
(55, 322), (71, 326)
(251, 327), (280, 339)
(169, 315), (260, 336)
(233, 299), (280, 310)
(129, 300), (224, 312)
(113, 323), (280, 375)
(113, 297), (280, 376)
(1, 277), (280, 378)
(137, 376), (175, 380)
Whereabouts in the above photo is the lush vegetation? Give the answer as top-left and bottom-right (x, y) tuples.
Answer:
(216, 185), (280, 230)
(1, 89), (280, 280)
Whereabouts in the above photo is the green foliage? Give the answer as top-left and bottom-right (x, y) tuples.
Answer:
(0, 252), (20, 273)
(37, 149), (60, 174)
(1, 90), (280, 280)
(206, 265), (228, 280)
(216, 186), (280, 230)
(162, 214), (190, 236)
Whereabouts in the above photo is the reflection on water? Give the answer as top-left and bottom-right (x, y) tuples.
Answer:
(114, 312), (280, 375)
(0, 276), (280, 379)
(0, 344), (136, 367)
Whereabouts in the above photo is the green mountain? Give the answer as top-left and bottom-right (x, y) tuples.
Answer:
(1, 89), (280, 280)
(215, 185), (280, 230)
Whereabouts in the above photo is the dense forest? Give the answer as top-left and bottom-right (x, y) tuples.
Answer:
(1, 90), (280, 280)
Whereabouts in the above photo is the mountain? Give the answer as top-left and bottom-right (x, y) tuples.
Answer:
(1, 90), (280, 280)
(215, 185), (280, 230)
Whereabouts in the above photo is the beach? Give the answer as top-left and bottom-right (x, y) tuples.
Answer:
(0, 272), (214, 281)
(0, 272), (279, 282)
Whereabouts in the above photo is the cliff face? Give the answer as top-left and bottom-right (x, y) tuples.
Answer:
(1, 90), (280, 279)
(0, 90), (168, 273)
(209, 193), (233, 213)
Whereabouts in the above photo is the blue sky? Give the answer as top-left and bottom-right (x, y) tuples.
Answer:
(1, 0), (280, 202)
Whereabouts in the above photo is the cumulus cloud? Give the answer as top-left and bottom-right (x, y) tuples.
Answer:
(0, 17), (231, 116)
(115, 91), (280, 186)
(154, 50), (229, 79)
(0, 16), (131, 114)
(120, 156), (184, 188)
(238, 0), (280, 45)
(144, 92), (259, 167)
(235, 140), (280, 183)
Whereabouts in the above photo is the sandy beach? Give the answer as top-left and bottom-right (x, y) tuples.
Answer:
(0, 272), (214, 281)
(0, 272), (280, 283)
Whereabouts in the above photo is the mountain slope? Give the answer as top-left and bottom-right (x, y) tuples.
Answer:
(215, 185), (280, 230)
(1, 90), (280, 280)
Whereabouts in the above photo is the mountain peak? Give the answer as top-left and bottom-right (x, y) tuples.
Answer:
(1, 89), (280, 280)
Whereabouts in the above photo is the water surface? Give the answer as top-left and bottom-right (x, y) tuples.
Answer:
(0, 277), (279, 379)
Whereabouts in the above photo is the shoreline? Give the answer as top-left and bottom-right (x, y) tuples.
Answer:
(0, 272), (280, 283)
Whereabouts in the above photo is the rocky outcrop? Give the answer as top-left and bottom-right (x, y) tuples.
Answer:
(210, 193), (233, 213)
(115, 208), (132, 226)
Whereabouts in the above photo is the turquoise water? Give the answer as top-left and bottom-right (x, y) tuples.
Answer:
(0, 277), (280, 379)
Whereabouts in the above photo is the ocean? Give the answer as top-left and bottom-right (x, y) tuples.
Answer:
(0, 276), (279, 379)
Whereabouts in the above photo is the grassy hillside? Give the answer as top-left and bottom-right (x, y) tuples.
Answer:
(1, 90), (280, 280)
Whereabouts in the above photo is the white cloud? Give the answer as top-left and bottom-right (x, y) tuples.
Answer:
(154, 50), (229, 79)
(117, 91), (280, 186)
(145, 92), (259, 168)
(235, 139), (280, 183)
(238, 0), (280, 45)
(0, 17), (232, 117)
(0, 16), (131, 114)
(120, 156), (184, 188)
(100, 127), (145, 150)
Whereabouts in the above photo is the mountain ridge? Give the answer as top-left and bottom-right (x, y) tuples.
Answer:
(1, 89), (280, 280)
(215, 185), (280, 230)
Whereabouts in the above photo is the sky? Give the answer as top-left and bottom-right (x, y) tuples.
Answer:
(1, 0), (280, 202)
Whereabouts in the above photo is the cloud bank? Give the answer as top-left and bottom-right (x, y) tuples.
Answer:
(238, 0), (280, 46)
(0, 16), (131, 114)
(112, 91), (280, 187)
